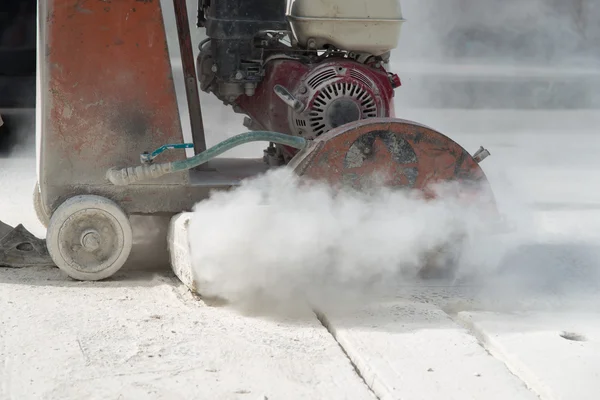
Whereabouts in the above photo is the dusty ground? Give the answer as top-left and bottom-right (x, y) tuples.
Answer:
(1, 108), (599, 399)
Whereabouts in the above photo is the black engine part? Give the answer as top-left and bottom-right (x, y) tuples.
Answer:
(197, 0), (288, 87)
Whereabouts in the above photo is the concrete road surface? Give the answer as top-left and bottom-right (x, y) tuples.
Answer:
(1, 108), (599, 399)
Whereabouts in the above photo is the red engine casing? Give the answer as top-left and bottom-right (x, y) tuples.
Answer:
(234, 58), (398, 138)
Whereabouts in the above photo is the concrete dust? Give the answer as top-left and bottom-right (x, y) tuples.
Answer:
(186, 134), (600, 316)
(398, 0), (594, 64)
(188, 167), (534, 315)
(0, 110), (36, 158)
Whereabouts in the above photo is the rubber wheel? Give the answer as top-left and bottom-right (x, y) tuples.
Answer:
(33, 182), (50, 228)
(46, 195), (133, 281)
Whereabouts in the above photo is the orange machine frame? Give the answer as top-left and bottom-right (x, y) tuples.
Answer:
(37, 0), (229, 217)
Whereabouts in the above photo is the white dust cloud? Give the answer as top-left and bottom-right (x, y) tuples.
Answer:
(187, 166), (600, 316)
(187, 168), (534, 314)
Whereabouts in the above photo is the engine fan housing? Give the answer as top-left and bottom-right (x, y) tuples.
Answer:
(289, 62), (392, 139)
(235, 58), (398, 138)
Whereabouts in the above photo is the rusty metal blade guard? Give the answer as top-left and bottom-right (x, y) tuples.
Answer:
(288, 118), (495, 208)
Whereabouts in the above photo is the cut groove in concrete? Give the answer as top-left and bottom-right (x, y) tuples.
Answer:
(316, 302), (538, 400)
(314, 310), (382, 400)
(455, 312), (550, 400)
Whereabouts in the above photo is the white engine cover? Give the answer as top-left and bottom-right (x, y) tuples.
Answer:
(287, 0), (405, 56)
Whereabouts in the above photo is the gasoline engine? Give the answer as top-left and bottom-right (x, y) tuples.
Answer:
(196, 0), (404, 165)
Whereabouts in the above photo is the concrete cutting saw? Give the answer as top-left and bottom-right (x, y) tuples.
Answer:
(1, 0), (495, 282)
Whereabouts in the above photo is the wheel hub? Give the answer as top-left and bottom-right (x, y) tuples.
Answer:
(46, 194), (133, 281)
(326, 98), (361, 129)
(81, 230), (101, 252)
(59, 209), (123, 274)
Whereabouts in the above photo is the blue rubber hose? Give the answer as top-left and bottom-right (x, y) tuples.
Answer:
(106, 131), (308, 186)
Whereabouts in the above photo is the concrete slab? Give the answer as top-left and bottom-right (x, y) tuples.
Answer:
(0, 266), (375, 400)
(168, 213), (203, 294)
(457, 311), (600, 400)
(320, 301), (538, 400)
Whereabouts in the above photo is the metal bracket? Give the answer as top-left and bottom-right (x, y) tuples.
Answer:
(173, 0), (207, 155)
(473, 146), (491, 163)
(274, 84), (305, 113)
